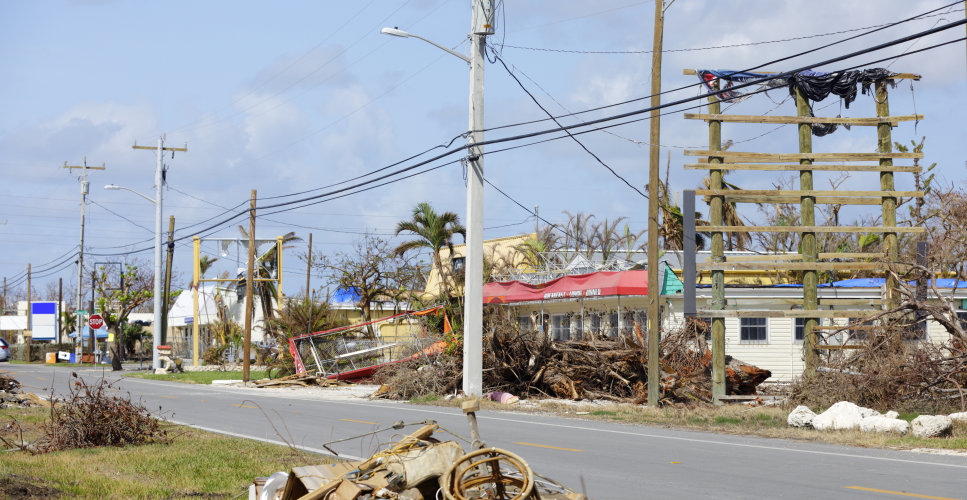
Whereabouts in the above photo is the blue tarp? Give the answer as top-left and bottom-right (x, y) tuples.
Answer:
(331, 287), (361, 304)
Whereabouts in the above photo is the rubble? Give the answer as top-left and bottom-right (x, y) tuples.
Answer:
(253, 374), (349, 389)
(911, 415), (953, 438)
(0, 373), (48, 409)
(482, 323), (771, 405)
(251, 399), (587, 500)
(858, 415), (909, 435)
(950, 412), (967, 423)
(786, 406), (816, 428)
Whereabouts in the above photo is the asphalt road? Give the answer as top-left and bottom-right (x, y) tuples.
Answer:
(4, 362), (966, 499)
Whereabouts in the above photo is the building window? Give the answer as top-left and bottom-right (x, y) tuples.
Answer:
(517, 316), (532, 332)
(740, 317), (767, 342)
(691, 317), (712, 342)
(608, 312), (619, 338)
(958, 311), (967, 330)
(847, 318), (875, 341)
(634, 310), (647, 331)
(572, 314), (584, 340)
(795, 318), (823, 342)
(551, 314), (570, 341)
(590, 313), (601, 335)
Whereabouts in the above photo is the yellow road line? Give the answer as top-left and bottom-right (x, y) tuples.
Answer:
(513, 442), (582, 452)
(233, 403), (258, 409)
(158, 395), (177, 399)
(846, 486), (961, 500)
(340, 418), (378, 425)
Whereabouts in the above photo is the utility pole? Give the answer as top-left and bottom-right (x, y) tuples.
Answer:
(161, 215), (175, 345)
(90, 270), (96, 361)
(58, 277), (63, 345)
(243, 190), (257, 383)
(26, 264), (31, 362)
(2, 277), (6, 315)
(132, 137), (187, 370)
(63, 157), (105, 354)
(306, 233), (312, 300)
(463, 0), (494, 398)
(645, 0), (666, 406)
(534, 205), (539, 236)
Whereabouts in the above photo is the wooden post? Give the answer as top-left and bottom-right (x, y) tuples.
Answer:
(876, 81), (899, 311)
(276, 235), (284, 311)
(708, 79), (726, 404)
(243, 190), (257, 383)
(796, 88), (819, 377)
(193, 236), (201, 367)
(683, 190), (696, 319)
(306, 233), (312, 299)
(645, 0), (664, 407)
(161, 216), (175, 345)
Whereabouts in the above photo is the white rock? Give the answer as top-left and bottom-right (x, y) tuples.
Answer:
(787, 405), (816, 428)
(812, 401), (866, 431)
(949, 412), (967, 423)
(911, 415), (953, 438)
(858, 406), (881, 419)
(884, 411), (899, 419)
(859, 415), (909, 434)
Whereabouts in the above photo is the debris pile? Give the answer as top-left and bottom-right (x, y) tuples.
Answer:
(483, 322), (770, 405)
(253, 374), (350, 388)
(252, 400), (586, 499)
(40, 373), (168, 452)
(787, 401), (967, 438)
(0, 373), (47, 409)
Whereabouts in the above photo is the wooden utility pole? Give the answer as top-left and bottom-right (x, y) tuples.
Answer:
(708, 79), (726, 404)
(26, 264), (31, 362)
(645, 0), (665, 407)
(243, 190), (257, 383)
(876, 81), (899, 311)
(58, 277), (63, 345)
(305, 233), (313, 298)
(796, 88), (819, 376)
(161, 216), (175, 345)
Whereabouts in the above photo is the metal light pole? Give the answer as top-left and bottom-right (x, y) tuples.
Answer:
(104, 181), (162, 370)
(382, 0), (493, 397)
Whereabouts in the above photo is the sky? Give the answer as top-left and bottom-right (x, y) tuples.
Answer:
(1, 0), (965, 303)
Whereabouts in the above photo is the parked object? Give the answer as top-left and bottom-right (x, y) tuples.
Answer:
(0, 338), (10, 362)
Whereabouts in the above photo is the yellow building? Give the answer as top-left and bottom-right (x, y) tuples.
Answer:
(422, 233), (535, 298)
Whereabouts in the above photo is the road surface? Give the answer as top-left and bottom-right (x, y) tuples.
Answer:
(3, 363), (965, 499)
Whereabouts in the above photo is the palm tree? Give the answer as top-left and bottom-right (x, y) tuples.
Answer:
(514, 227), (559, 271)
(199, 255), (218, 279)
(394, 202), (466, 293)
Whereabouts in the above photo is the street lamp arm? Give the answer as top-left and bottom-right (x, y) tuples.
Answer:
(380, 27), (470, 64)
(104, 184), (156, 205)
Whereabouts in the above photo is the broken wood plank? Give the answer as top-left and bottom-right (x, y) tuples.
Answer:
(683, 113), (922, 125)
(684, 150), (923, 161)
(696, 189), (922, 198)
(684, 163), (922, 173)
(702, 225), (925, 233)
(697, 309), (879, 318)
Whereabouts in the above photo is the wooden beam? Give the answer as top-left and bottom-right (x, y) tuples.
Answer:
(698, 262), (894, 271)
(696, 189), (922, 198)
(682, 69), (920, 80)
(703, 225), (924, 233)
(815, 344), (866, 350)
(696, 195), (885, 205)
(685, 150), (923, 161)
(685, 163), (921, 173)
(747, 298), (881, 306)
(696, 309), (879, 318)
(683, 113), (922, 125)
(718, 252), (885, 262)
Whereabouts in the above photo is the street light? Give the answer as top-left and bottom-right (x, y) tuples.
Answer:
(381, 0), (493, 396)
(104, 183), (163, 371)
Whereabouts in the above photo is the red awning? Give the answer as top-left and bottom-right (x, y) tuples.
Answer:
(483, 270), (648, 304)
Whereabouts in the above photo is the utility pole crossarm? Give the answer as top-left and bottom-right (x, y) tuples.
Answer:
(132, 144), (188, 152)
(63, 162), (105, 170)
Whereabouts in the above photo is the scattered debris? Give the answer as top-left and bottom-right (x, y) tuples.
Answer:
(253, 374), (350, 388)
(251, 399), (587, 499)
(0, 473), (62, 500)
(488, 391), (520, 404)
(0, 373), (47, 409)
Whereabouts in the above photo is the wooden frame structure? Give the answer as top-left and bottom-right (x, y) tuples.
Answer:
(683, 70), (923, 398)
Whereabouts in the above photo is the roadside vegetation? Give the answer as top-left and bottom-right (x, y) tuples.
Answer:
(126, 369), (268, 384)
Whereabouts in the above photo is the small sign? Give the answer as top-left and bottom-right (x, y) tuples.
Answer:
(184, 317), (194, 325)
(88, 314), (104, 330)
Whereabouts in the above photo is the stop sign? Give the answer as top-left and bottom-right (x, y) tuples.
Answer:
(88, 314), (104, 330)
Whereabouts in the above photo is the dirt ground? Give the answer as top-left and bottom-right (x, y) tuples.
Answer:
(0, 474), (62, 500)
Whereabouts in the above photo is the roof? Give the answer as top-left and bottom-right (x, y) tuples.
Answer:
(483, 270), (648, 304)
(167, 285), (219, 326)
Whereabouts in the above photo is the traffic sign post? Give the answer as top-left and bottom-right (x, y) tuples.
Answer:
(88, 314), (104, 363)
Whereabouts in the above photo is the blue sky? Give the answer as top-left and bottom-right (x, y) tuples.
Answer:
(1, 0), (964, 300)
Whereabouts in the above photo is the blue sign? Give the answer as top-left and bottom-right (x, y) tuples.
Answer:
(30, 301), (59, 340)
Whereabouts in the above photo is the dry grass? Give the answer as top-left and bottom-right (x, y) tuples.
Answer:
(0, 406), (326, 499)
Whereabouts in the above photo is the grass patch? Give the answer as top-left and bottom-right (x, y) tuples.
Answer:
(409, 394), (442, 404)
(590, 410), (618, 417)
(126, 370), (268, 384)
(0, 406), (325, 498)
